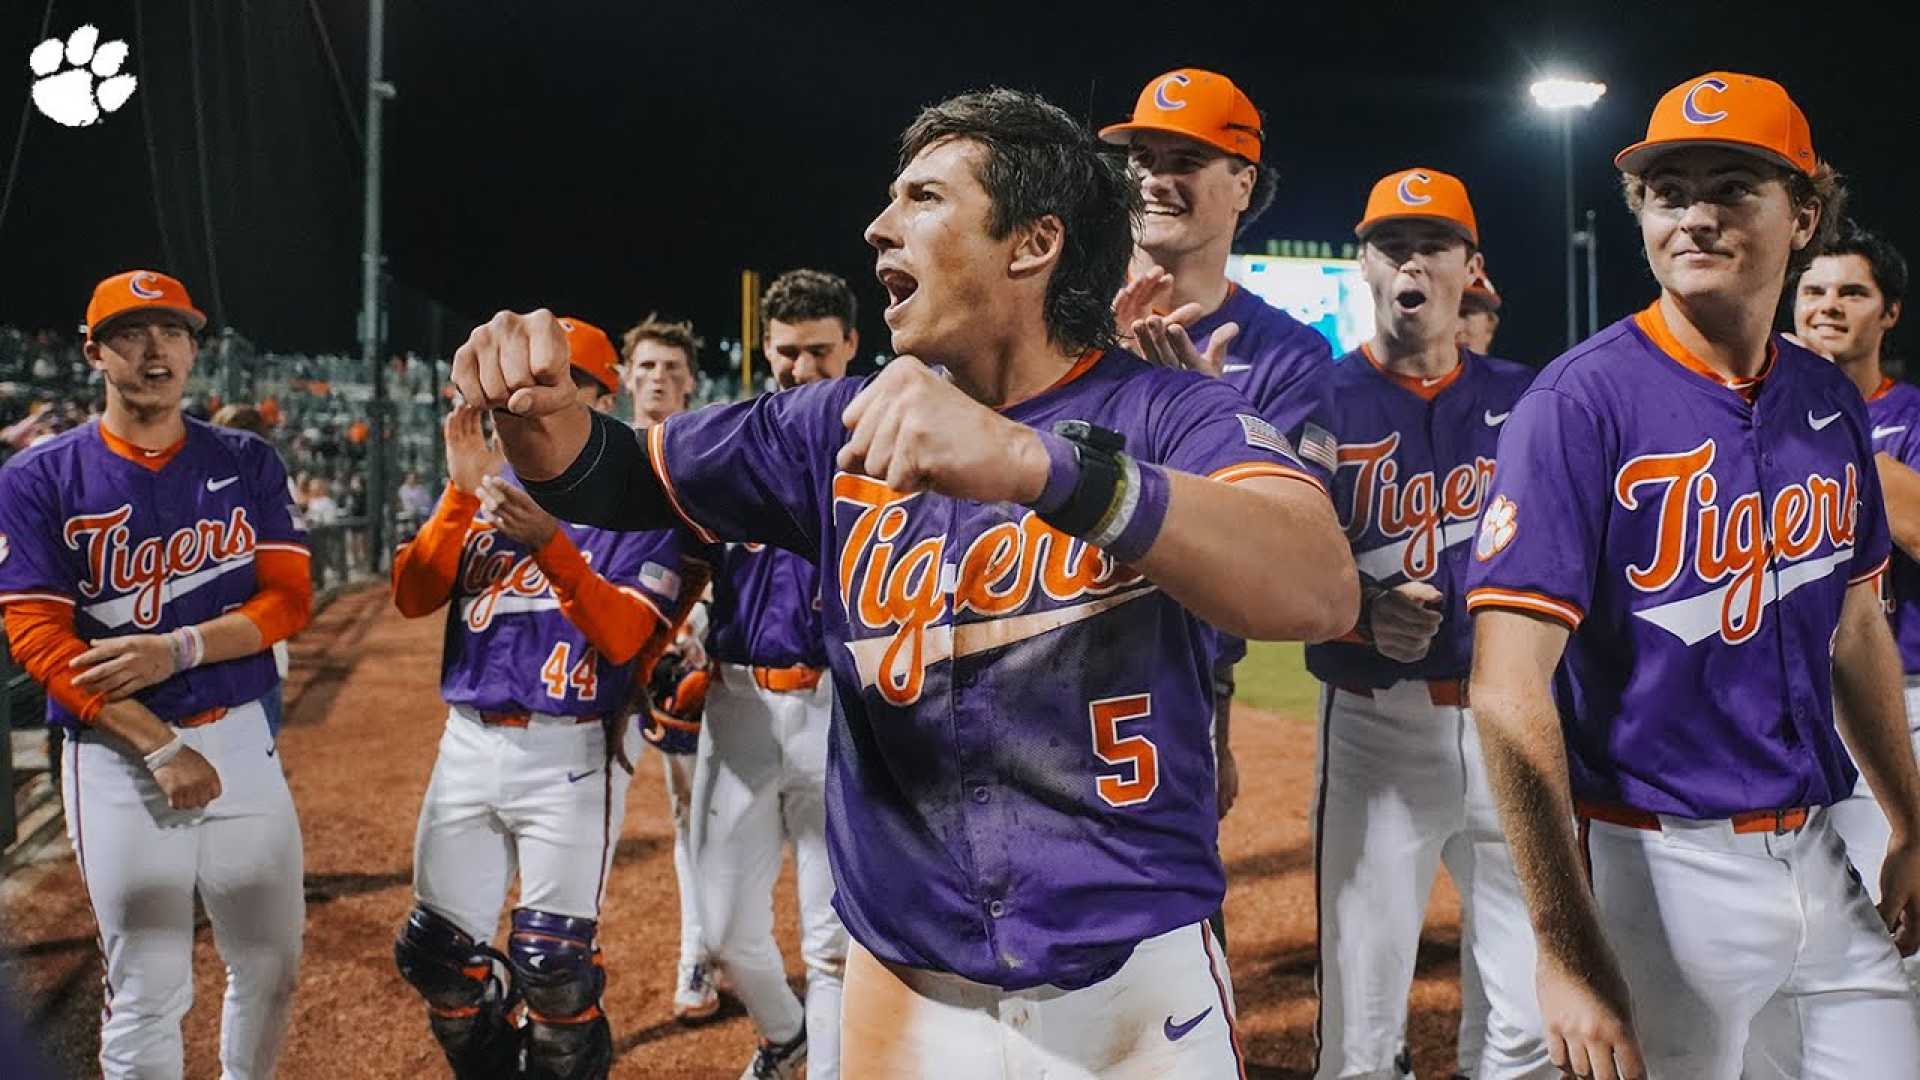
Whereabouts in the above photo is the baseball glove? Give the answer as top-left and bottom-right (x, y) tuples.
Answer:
(641, 650), (709, 756)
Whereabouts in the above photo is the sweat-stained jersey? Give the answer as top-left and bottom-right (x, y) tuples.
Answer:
(707, 543), (828, 670)
(431, 473), (703, 717)
(0, 418), (305, 728)
(1306, 346), (1534, 688)
(1867, 377), (1920, 676)
(1465, 304), (1891, 819)
(644, 348), (1319, 991)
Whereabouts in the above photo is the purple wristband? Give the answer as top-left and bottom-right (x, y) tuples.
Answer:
(1101, 459), (1170, 565)
(1027, 430), (1081, 515)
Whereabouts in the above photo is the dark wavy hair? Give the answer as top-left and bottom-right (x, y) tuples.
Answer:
(899, 88), (1139, 354)
(763, 269), (858, 336)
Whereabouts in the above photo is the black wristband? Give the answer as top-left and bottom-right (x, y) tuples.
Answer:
(1038, 421), (1127, 538)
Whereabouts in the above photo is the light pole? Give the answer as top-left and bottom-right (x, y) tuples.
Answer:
(1529, 77), (1606, 350)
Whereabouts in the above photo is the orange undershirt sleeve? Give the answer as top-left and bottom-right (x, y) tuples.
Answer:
(532, 530), (660, 666)
(3, 599), (106, 724)
(234, 549), (314, 646)
(392, 485), (481, 618)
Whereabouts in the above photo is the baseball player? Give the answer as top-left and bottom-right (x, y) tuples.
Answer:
(1466, 73), (1920, 1079)
(1304, 170), (1549, 1080)
(1793, 224), (1920, 988)
(687, 268), (858, 1080)
(451, 87), (1359, 1079)
(619, 313), (725, 1022)
(1456, 270), (1501, 355)
(0, 270), (311, 1078)
(1100, 67), (1339, 839)
(389, 316), (705, 1080)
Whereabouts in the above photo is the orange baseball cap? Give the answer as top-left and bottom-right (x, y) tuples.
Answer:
(1356, 168), (1478, 246)
(1615, 72), (1815, 177)
(1099, 68), (1263, 162)
(84, 270), (208, 339)
(1463, 270), (1502, 312)
(559, 316), (620, 394)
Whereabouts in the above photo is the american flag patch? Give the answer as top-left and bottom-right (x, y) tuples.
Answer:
(1298, 422), (1338, 473)
(1237, 413), (1296, 459)
(639, 561), (682, 598)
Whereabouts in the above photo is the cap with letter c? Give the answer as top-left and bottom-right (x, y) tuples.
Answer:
(1356, 167), (1479, 247)
(84, 270), (208, 340)
(1614, 71), (1815, 177)
(558, 316), (621, 395)
(1099, 68), (1263, 162)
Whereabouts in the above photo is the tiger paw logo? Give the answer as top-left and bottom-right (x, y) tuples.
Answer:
(29, 26), (138, 128)
(1475, 495), (1517, 561)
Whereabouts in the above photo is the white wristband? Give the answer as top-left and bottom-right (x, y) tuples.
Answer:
(144, 735), (186, 772)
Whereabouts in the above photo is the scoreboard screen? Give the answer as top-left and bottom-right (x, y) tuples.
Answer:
(1225, 254), (1374, 355)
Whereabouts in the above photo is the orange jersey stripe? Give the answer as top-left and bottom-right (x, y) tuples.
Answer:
(647, 421), (719, 544)
(1465, 586), (1584, 630)
(1208, 460), (1329, 497)
(1850, 554), (1891, 586)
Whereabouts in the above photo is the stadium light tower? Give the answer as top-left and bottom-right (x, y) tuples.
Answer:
(1530, 77), (1606, 350)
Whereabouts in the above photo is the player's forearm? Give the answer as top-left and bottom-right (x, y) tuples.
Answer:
(391, 487), (480, 617)
(90, 698), (179, 757)
(1833, 580), (1920, 839)
(1134, 473), (1358, 641)
(492, 402), (594, 482)
(223, 548), (313, 653)
(531, 530), (659, 665)
(515, 408), (681, 532)
(1875, 453), (1920, 561)
(1470, 611), (1614, 972)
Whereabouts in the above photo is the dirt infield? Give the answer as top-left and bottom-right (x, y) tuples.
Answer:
(2, 586), (1466, 1078)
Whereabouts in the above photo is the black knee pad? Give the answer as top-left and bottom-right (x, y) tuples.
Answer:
(395, 905), (522, 1079)
(509, 908), (611, 1080)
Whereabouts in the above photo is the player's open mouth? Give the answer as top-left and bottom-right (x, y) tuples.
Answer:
(878, 267), (919, 315)
(142, 365), (174, 383)
(1144, 202), (1185, 217)
(1393, 288), (1427, 314)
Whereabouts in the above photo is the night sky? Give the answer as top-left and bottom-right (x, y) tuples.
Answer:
(3, 1), (1916, 371)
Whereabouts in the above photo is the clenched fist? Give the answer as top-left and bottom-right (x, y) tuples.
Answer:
(450, 310), (577, 418)
(836, 356), (1049, 502)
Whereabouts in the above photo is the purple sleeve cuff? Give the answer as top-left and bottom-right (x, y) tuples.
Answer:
(1027, 430), (1081, 515)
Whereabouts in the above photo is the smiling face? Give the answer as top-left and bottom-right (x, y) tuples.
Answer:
(1795, 252), (1899, 366)
(85, 311), (197, 418)
(864, 136), (1030, 364)
(1359, 219), (1481, 346)
(1125, 130), (1252, 261)
(1635, 147), (1818, 309)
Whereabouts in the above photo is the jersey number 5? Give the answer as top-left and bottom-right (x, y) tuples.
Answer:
(1089, 694), (1159, 807)
(540, 643), (600, 701)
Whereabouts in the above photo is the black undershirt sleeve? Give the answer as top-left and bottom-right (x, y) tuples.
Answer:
(518, 408), (678, 532)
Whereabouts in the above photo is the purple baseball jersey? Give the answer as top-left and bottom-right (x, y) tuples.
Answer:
(1187, 284), (1338, 669)
(1306, 346), (1535, 687)
(1867, 378), (1920, 675)
(0, 418), (306, 728)
(646, 348), (1316, 990)
(1464, 305), (1891, 818)
(707, 543), (828, 669)
(435, 472), (701, 717)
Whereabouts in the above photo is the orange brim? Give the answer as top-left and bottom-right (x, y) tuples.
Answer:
(1354, 214), (1477, 247)
(1614, 137), (1803, 176)
(89, 302), (209, 339)
(1097, 120), (1251, 161)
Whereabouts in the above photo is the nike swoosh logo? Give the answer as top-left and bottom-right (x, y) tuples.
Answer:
(207, 476), (240, 492)
(1164, 1007), (1212, 1041)
(567, 769), (596, 783)
(1874, 425), (1907, 439)
(1484, 410), (1510, 427)
(1808, 410), (1842, 431)
(1420, 375), (1447, 387)
(1221, 363), (1252, 374)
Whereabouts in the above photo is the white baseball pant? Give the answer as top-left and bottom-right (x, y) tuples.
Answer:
(691, 666), (846, 1078)
(411, 705), (636, 942)
(662, 749), (706, 970)
(63, 699), (304, 1080)
(1581, 805), (1920, 1078)
(1312, 682), (1553, 1080)
(840, 920), (1243, 1079)
(1822, 677), (1920, 993)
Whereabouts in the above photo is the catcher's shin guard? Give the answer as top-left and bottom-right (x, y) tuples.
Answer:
(394, 905), (523, 1079)
(509, 908), (612, 1080)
